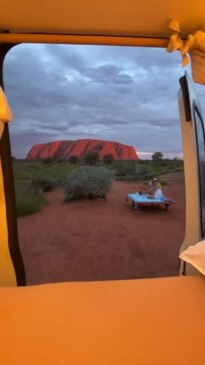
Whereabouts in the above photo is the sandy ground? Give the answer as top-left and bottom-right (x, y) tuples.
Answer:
(18, 181), (185, 285)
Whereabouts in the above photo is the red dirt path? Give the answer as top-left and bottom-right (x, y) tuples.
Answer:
(18, 181), (185, 285)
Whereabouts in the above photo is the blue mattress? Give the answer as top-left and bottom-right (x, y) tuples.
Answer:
(127, 193), (172, 204)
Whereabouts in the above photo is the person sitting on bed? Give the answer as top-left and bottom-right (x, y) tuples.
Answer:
(146, 182), (164, 199)
(144, 177), (158, 195)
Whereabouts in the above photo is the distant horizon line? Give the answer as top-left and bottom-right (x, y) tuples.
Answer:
(137, 151), (183, 160)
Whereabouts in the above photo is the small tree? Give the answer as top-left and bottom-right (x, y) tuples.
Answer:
(152, 152), (163, 162)
(83, 151), (100, 165)
(68, 155), (80, 165)
(103, 153), (114, 165)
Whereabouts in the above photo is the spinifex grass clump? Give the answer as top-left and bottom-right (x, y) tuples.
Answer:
(64, 166), (114, 201)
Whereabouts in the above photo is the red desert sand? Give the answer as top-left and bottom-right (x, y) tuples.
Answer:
(18, 181), (185, 285)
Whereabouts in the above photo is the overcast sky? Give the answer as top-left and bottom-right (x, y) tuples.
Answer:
(3, 43), (205, 159)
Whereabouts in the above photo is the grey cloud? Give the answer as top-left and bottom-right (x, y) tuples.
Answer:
(84, 64), (134, 85)
(44, 44), (86, 71)
(4, 44), (185, 158)
(146, 119), (179, 127)
(96, 46), (182, 70)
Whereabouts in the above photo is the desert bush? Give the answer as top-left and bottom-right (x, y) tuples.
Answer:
(57, 158), (66, 163)
(113, 163), (127, 177)
(152, 152), (163, 161)
(15, 184), (45, 217)
(172, 166), (183, 172)
(113, 161), (136, 178)
(113, 160), (154, 181)
(134, 165), (154, 182)
(103, 153), (114, 165)
(13, 160), (75, 190)
(68, 155), (80, 164)
(42, 157), (56, 164)
(83, 152), (100, 165)
(110, 158), (183, 182)
(64, 166), (114, 201)
(25, 176), (56, 192)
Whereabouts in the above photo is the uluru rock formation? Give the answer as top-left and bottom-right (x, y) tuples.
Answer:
(26, 139), (138, 161)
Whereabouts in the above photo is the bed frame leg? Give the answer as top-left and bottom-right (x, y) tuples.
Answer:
(133, 202), (139, 210)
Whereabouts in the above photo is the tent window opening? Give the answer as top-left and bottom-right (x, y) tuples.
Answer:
(3, 43), (185, 285)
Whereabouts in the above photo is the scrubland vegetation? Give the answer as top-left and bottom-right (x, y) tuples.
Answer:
(13, 153), (183, 216)
(13, 159), (74, 216)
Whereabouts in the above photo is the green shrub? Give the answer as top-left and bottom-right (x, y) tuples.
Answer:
(103, 153), (114, 165)
(25, 176), (55, 192)
(112, 161), (154, 181)
(15, 184), (45, 217)
(134, 165), (154, 182)
(83, 152), (100, 165)
(172, 166), (183, 172)
(13, 160), (75, 191)
(64, 166), (114, 201)
(42, 157), (56, 164)
(113, 163), (127, 177)
(113, 161), (136, 177)
(68, 155), (80, 164)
